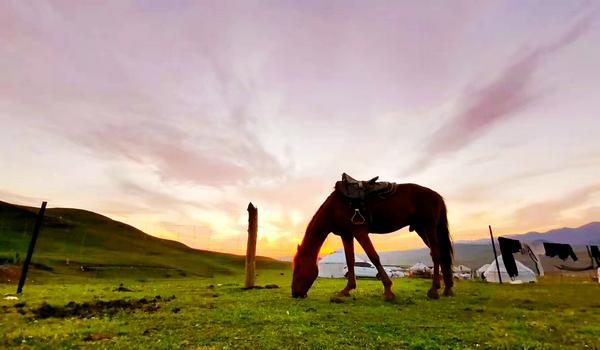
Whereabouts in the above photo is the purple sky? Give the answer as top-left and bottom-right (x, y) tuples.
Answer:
(1, 1), (599, 257)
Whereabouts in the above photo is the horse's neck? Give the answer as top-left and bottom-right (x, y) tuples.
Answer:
(298, 194), (333, 259)
(299, 228), (329, 259)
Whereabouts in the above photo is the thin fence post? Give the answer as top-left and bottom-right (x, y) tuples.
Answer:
(244, 203), (258, 289)
(17, 201), (47, 294)
(488, 225), (503, 284)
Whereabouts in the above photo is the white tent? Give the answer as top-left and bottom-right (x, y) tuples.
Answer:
(409, 262), (431, 273)
(477, 264), (490, 278)
(453, 265), (472, 273)
(483, 256), (537, 283)
(318, 250), (366, 278)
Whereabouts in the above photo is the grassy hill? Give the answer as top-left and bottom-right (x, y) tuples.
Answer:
(0, 201), (287, 281)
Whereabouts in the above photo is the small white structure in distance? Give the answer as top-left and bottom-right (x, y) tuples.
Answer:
(453, 264), (472, 280)
(384, 266), (406, 278)
(409, 262), (431, 273)
(453, 265), (471, 273)
(318, 249), (366, 278)
(477, 264), (490, 278)
(483, 256), (537, 283)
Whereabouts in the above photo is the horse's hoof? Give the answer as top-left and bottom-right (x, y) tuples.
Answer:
(427, 288), (440, 300)
(443, 288), (454, 297)
(384, 292), (396, 302)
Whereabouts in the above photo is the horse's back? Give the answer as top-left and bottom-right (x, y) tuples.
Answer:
(392, 183), (444, 204)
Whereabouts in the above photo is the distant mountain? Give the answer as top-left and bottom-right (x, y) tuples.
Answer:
(357, 243), (493, 268)
(505, 222), (600, 245)
(0, 200), (286, 281)
(465, 222), (600, 246)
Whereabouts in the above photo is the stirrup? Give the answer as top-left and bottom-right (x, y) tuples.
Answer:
(351, 209), (366, 225)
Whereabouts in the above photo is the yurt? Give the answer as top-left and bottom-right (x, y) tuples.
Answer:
(317, 250), (366, 278)
(483, 256), (537, 283)
(453, 265), (472, 273)
(477, 264), (490, 278)
(409, 262), (431, 273)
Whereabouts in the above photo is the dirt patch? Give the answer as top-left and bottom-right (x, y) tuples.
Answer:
(30, 295), (175, 319)
(242, 285), (264, 290)
(113, 283), (133, 292)
(30, 262), (53, 271)
(0, 266), (20, 283)
(84, 333), (112, 341)
(241, 284), (280, 290)
(330, 296), (345, 303)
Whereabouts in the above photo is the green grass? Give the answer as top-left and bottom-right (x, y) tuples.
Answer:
(2, 272), (599, 349)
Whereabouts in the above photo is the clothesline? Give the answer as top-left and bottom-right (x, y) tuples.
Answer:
(497, 237), (600, 279)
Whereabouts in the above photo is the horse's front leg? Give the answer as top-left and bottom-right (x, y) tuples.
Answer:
(339, 234), (356, 297)
(354, 230), (395, 301)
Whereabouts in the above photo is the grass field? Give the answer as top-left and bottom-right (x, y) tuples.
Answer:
(2, 270), (600, 349)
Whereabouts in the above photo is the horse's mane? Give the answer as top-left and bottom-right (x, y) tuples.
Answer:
(294, 190), (336, 261)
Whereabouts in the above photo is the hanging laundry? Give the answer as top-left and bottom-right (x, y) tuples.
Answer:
(498, 237), (521, 278)
(521, 242), (544, 276)
(590, 245), (600, 266)
(524, 240), (546, 256)
(555, 246), (595, 271)
(543, 242), (578, 261)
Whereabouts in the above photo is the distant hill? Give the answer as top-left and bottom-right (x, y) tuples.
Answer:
(0, 200), (287, 281)
(465, 222), (600, 246)
(351, 222), (600, 270)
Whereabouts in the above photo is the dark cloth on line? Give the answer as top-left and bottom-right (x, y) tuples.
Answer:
(543, 242), (578, 261)
(498, 237), (521, 278)
(590, 245), (600, 266)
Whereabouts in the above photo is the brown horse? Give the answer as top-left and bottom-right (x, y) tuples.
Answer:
(292, 174), (454, 300)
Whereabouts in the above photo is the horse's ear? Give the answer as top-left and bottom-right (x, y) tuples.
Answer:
(343, 173), (359, 183)
(368, 176), (379, 184)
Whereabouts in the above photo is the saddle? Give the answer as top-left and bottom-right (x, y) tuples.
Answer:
(335, 173), (396, 225)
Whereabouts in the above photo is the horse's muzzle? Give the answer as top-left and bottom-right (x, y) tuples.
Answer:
(292, 292), (307, 299)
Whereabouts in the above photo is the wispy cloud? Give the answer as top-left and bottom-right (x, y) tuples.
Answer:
(0, 190), (45, 206)
(92, 121), (281, 186)
(407, 14), (593, 174)
(1, 2), (599, 256)
(512, 183), (600, 229)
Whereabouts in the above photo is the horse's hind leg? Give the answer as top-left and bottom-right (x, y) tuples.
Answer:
(339, 234), (356, 297)
(442, 261), (454, 297)
(354, 230), (395, 301)
(423, 227), (441, 300)
(428, 256), (441, 300)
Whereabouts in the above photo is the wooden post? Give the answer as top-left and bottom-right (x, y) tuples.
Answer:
(17, 201), (47, 294)
(244, 202), (258, 289)
(488, 225), (503, 284)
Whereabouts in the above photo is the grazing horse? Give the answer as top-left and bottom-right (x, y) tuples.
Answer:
(292, 174), (454, 300)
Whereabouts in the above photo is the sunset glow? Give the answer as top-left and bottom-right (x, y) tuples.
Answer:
(1, 1), (599, 258)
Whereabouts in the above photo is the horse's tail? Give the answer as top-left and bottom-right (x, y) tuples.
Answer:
(437, 199), (454, 285)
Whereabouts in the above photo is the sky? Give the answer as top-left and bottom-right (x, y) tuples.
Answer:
(1, 1), (599, 258)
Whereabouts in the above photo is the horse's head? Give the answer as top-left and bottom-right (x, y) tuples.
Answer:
(291, 245), (318, 298)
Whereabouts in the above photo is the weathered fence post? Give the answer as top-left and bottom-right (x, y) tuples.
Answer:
(244, 202), (258, 289)
(17, 201), (47, 294)
(488, 225), (503, 284)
